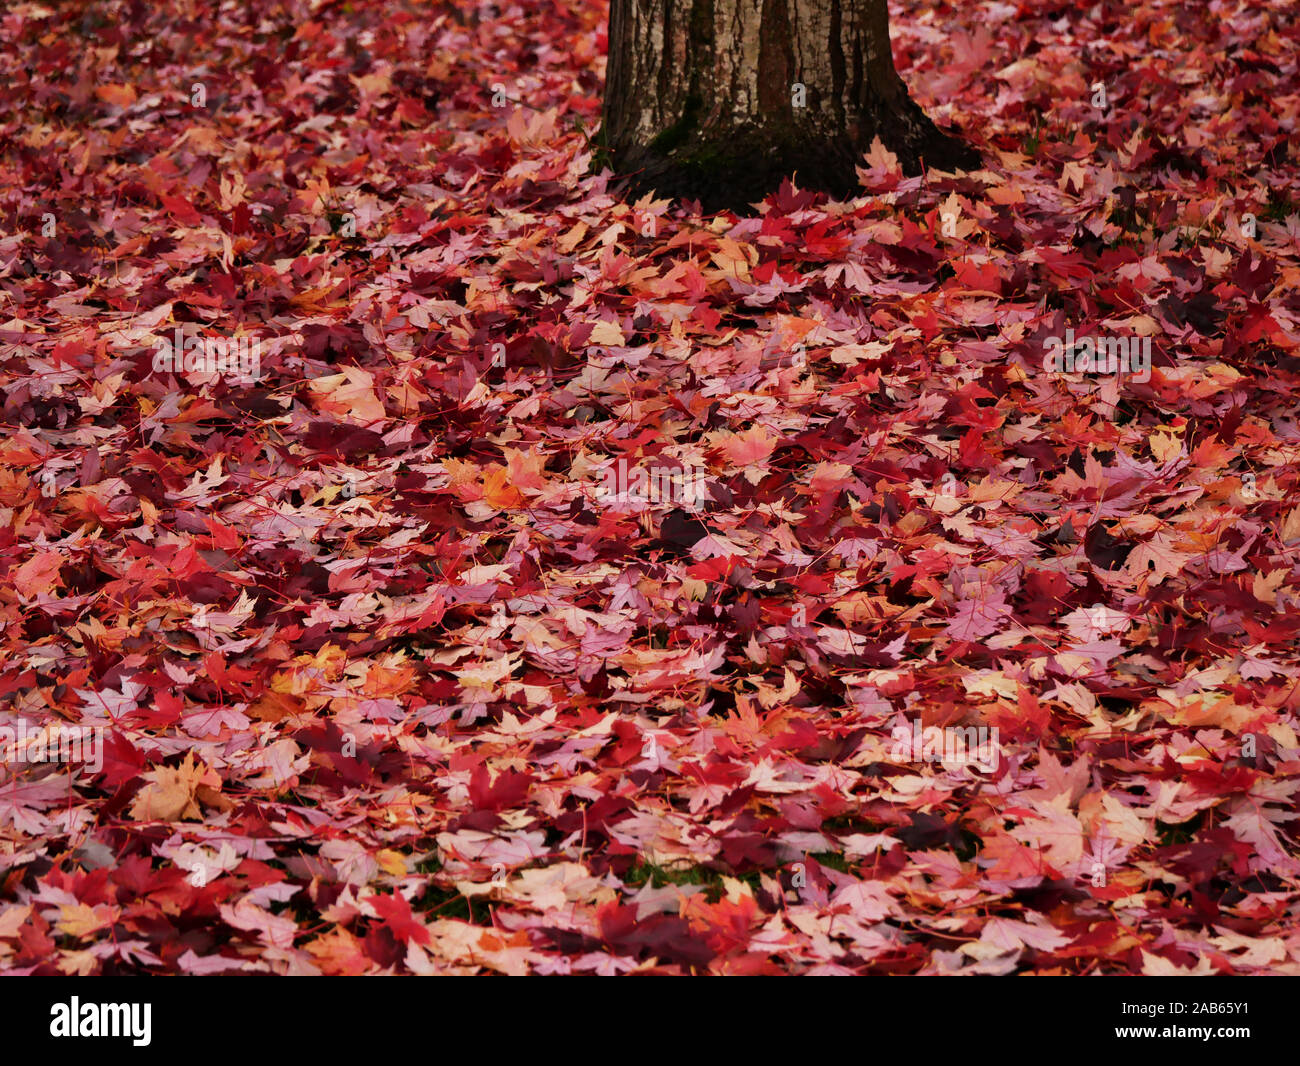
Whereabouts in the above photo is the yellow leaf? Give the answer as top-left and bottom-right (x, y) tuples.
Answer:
(1059, 161), (1089, 193)
(0, 905), (32, 938)
(1281, 506), (1300, 544)
(709, 237), (754, 280)
(862, 136), (900, 173)
(376, 849), (409, 876)
(556, 221), (588, 253)
(679, 577), (708, 601)
(987, 183), (1026, 206)
(56, 902), (118, 940)
(1148, 430), (1182, 464)
(588, 319), (626, 347)
(1253, 569), (1287, 606)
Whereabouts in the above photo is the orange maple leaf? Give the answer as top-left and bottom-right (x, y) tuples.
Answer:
(482, 465), (524, 509)
(305, 928), (372, 975)
(94, 84), (137, 108)
(12, 551), (63, 598)
(718, 425), (777, 469)
(308, 366), (386, 424)
(129, 752), (221, 822)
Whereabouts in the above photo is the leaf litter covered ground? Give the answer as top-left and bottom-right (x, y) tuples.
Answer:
(2, 0), (1300, 975)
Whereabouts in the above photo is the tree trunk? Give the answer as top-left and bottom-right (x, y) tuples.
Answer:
(602, 0), (977, 211)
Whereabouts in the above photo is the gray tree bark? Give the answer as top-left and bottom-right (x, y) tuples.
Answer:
(602, 0), (976, 210)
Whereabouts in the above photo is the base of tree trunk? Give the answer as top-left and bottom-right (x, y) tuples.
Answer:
(600, 0), (980, 212)
(607, 99), (976, 213)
